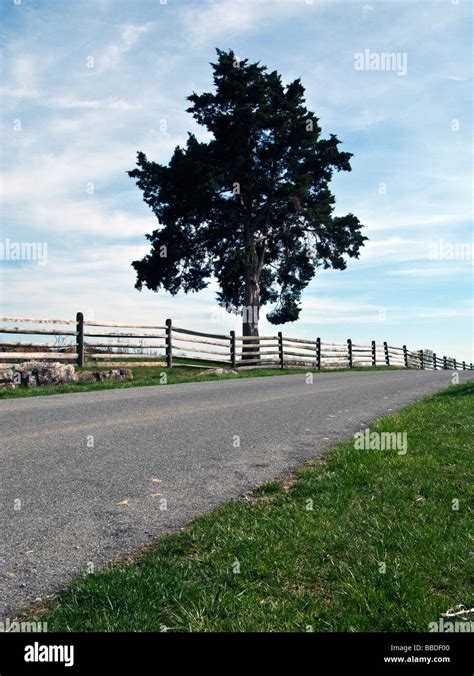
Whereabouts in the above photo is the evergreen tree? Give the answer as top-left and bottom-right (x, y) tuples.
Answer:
(129, 49), (367, 347)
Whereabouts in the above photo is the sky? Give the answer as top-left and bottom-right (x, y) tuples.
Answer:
(0, 0), (472, 361)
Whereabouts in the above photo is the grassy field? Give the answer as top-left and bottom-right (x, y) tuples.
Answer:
(26, 380), (473, 632)
(0, 363), (399, 399)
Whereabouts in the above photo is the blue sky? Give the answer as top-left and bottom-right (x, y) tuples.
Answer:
(0, 0), (472, 360)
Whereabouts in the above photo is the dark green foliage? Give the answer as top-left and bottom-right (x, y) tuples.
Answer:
(129, 49), (367, 326)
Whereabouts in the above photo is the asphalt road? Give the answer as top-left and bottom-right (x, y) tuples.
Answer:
(0, 369), (471, 620)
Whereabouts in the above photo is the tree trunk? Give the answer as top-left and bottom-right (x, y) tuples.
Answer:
(242, 255), (260, 362)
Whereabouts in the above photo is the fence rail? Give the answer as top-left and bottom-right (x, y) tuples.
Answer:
(0, 314), (472, 372)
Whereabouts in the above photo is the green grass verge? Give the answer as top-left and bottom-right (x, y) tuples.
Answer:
(0, 364), (398, 399)
(27, 380), (473, 631)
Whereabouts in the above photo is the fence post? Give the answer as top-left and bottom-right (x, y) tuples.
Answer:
(443, 356), (447, 370)
(453, 358), (457, 370)
(433, 352), (437, 370)
(165, 318), (173, 368)
(371, 340), (376, 367)
(383, 341), (390, 366)
(347, 338), (353, 369)
(316, 337), (321, 371)
(419, 350), (424, 369)
(76, 312), (85, 367)
(403, 345), (408, 368)
(278, 332), (284, 369)
(462, 361), (466, 370)
(230, 330), (236, 368)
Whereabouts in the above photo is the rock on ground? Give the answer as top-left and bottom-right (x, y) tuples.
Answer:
(197, 368), (239, 376)
(0, 362), (133, 389)
(12, 362), (76, 387)
(76, 368), (133, 383)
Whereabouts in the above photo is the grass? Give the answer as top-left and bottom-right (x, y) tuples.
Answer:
(0, 363), (398, 399)
(26, 380), (473, 632)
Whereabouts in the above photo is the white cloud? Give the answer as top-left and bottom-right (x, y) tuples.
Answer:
(387, 265), (471, 279)
(0, 56), (40, 99)
(0, 145), (136, 203)
(180, 0), (313, 48)
(45, 97), (142, 110)
(99, 23), (151, 71)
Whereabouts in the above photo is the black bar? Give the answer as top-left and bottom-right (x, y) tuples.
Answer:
(0, 631), (471, 675)
(383, 341), (389, 366)
(76, 312), (84, 367)
(165, 318), (172, 368)
(402, 345), (408, 368)
(278, 331), (284, 369)
(230, 330), (236, 368)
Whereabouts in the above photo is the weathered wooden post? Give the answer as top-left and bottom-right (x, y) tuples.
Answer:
(165, 318), (173, 368)
(316, 337), (321, 371)
(347, 338), (353, 369)
(443, 356), (447, 370)
(76, 312), (85, 367)
(230, 330), (236, 368)
(403, 345), (408, 368)
(278, 332), (284, 369)
(433, 352), (437, 370)
(383, 341), (390, 366)
(371, 340), (376, 367)
(453, 358), (457, 370)
(419, 350), (424, 369)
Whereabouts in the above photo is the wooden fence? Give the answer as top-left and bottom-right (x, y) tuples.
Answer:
(0, 314), (472, 372)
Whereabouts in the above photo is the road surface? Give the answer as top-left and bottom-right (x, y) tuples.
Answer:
(0, 369), (471, 620)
